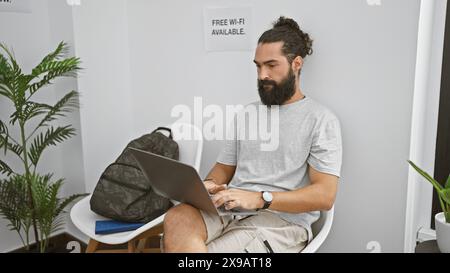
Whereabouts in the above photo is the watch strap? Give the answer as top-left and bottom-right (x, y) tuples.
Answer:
(261, 191), (271, 210)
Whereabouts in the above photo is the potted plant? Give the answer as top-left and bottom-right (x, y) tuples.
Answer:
(408, 160), (450, 253)
(0, 41), (87, 253)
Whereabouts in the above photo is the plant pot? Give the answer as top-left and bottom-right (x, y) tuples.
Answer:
(435, 212), (450, 253)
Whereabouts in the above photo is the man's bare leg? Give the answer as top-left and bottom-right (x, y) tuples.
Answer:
(163, 203), (208, 253)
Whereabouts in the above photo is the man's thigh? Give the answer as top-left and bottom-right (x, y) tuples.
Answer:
(200, 210), (232, 244)
(206, 211), (309, 253)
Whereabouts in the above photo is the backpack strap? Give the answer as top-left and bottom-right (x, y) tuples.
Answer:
(152, 127), (173, 139)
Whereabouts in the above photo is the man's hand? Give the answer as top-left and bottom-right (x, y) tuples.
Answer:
(204, 180), (227, 194)
(211, 188), (264, 210)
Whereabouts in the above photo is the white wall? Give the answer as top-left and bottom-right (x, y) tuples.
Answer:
(284, 0), (420, 253)
(0, 0), (86, 252)
(72, 0), (135, 194)
(72, 0), (426, 252)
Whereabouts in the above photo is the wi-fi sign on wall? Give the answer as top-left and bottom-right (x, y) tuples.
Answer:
(0, 0), (31, 13)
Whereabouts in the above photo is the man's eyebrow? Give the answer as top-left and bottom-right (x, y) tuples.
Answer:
(253, 59), (278, 65)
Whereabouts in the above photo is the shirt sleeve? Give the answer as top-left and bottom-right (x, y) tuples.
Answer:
(307, 115), (343, 178)
(216, 114), (238, 166)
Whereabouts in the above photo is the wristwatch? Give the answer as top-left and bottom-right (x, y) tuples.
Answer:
(260, 191), (273, 210)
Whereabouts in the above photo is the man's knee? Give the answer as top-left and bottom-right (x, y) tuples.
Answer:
(164, 203), (203, 232)
(163, 203), (208, 251)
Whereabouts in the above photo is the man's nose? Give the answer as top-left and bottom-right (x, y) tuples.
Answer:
(258, 75), (271, 82)
(258, 67), (271, 81)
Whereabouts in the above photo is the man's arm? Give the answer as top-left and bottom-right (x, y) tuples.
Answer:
(204, 162), (236, 185)
(203, 163), (236, 194)
(212, 165), (338, 212)
(268, 166), (338, 213)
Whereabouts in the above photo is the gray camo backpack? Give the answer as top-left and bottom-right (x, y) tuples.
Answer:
(90, 127), (179, 223)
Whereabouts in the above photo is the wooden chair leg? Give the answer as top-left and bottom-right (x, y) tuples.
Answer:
(86, 239), (100, 253)
(136, 238), (148, 252)
(128, 240), (137, 253)
(135, 236), (162, 253)
(134, 224), (164, 253)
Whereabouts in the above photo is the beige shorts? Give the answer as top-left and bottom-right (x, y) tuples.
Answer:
(200, 210), (308, 253)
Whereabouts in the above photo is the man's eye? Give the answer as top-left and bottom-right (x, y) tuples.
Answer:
(268, 64), (276, 68)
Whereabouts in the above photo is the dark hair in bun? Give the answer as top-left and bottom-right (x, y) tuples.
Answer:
(258, 16), (313, 63)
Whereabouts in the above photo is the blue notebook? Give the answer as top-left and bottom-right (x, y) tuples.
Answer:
(95, 220), (145, 235)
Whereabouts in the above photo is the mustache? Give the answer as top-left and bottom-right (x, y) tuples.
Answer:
(258, 79), (277, 88)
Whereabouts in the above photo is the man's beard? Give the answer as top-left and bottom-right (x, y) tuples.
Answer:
(258, 69), (296, 106)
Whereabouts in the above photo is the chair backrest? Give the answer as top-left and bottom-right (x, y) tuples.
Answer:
(169, 123), (203, 172)
(301, 206), (334, 253)
(311, 209), (331, 237)
(165, 123), (203, 207)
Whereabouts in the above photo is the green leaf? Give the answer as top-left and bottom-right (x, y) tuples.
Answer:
(29, 174), (74, 247)
(0, 175), (31, 240)
(445, 174), (450, 189)
(407, 160), (443, 191)
(34, 91), (79, 129)
(28, 57), (81, 96)
(32, 42), (68, 76)
(55, 193), (88, 216)
(0, 84), (12, 100)
(0, 43), (20, 73)
(28, 126), (76, 166)
(23, 101), (51, 122)
(32, 57), (78, 77)
(0, 120), (23, 159)
(16, 74), (34, 100)
(8, 143), (23, 159)
(50, 214), (65, 235)
(5, 139), (22, 156)
(0, 44), (24, 103)
(30, 174), (86, 241)
(0, 137), (24, 166)
(439, 189), (450, 205)
(0, 159), (13, 176)
(8, 70), (23, 106)
(0, 120), (6, 134)
(0, 120), (9, 154)
(0, 53), (12, 84)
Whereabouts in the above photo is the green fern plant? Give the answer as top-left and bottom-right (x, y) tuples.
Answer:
(408, 160), (450, 223)
(0, 41), (87, 252)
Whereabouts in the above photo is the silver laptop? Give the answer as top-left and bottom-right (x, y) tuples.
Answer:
(128, 147), (257, 216)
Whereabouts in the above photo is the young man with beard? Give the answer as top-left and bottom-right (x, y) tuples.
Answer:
(163, 16), (343, 253)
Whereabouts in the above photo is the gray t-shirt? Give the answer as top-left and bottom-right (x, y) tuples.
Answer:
(216, 96), (343, 241)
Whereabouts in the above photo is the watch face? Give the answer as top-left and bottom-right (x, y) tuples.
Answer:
(263, 191), (273, 202)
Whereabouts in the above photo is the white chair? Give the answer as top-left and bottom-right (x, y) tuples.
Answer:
(301, 206), (334, 253)
(70, 123), (203, 253)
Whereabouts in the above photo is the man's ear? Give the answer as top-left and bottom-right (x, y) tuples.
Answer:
(292, 56), (303, 74)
